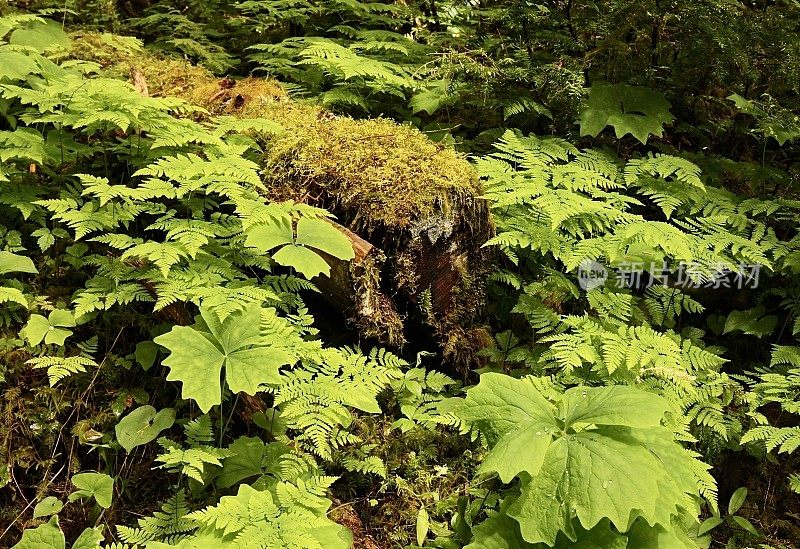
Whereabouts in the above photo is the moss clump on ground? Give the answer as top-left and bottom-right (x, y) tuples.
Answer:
(171, 75), (484, 244)
(262, 115), (483, 237)
(68, 32), (216, 97)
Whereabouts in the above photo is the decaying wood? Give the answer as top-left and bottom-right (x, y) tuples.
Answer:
(202, 77), (493, 363)
(313, 222), (406, 346)
(329, 502), (383, 549)
(130, 66), (149, 97)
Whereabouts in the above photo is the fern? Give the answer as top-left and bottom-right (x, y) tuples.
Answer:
(789, 474), (800, 495)
(0, 286), (28, 306)
(741, 426), (800, 454)
(625, 153), (705, 189)
(184, 415), (216, 447)
(26, 355), (96, 386)
(155, 415), (232, 484)
(8, 10), (800, 549)
(116, 490), (196, 545)
(0, 14), (392, 548)
(273, 347), (404, 458)
(643, 286), (704, 328)
(391, 367), (460, 432)
(481, 129), (784, 284)
(742, 345), (800, 466)
(341, 451), (387, 478)
(175, 481), (350, 549)
(298, 39), (416, 92)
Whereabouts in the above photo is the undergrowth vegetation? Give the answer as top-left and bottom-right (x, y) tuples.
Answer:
(1, 1), (800, 548)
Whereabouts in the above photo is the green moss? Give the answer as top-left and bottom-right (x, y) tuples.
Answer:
(263, 116), (481, 236)
(351, 251), (405, 346)
(67, 32), (224, 98)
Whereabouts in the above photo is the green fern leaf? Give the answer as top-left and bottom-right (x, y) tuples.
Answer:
(117, 489), (195, 545)
(180, 483), (352, 549)
(26, 355), (96, 386)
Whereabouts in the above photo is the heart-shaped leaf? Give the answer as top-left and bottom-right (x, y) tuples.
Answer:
(115, 405), (175, 453)
(69, 472), (114, 509)
(32, 496), (63, 519)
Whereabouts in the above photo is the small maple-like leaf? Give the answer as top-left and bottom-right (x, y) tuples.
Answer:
(245, 216), (354, 278)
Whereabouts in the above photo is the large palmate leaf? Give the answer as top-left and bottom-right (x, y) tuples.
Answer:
(579, 84), (674, 144)
(216, 437), (292, 489)
(465, 504), (538, 549)
(452, 373), (558, 483)
(154, 304), (293, 412)
(455, 374), (705, 545)
(624, 518), (697, 549)
(466, 507), (628, 549)
(72, 527), (105, 549)
(245, 216), (355, 278)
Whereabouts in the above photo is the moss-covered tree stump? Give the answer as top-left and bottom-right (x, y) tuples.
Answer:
(70, 33), (494, 366)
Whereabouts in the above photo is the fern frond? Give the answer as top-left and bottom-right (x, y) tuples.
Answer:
(26, 356), (96, 386)
(117, 490), (195, 545)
